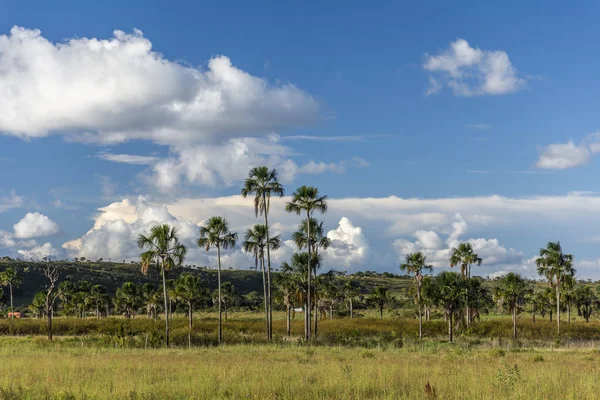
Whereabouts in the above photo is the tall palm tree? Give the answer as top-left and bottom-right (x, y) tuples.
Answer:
(535, 241), (575, 334)
(494, 273), (532, 339)
(241, 166), (285, 340)
(291, 217), (332, 336)
(198, 216), (237, 344)
(0, 268), (22, 320)
(137, 224), (187, 347)
(400, 252), (433, 340)
(242, 224), (282, 339)
(449, 242), (482, 328)
(285, 185), (328, 340)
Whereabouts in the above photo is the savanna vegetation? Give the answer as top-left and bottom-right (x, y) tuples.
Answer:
(1, 166), (599, 399)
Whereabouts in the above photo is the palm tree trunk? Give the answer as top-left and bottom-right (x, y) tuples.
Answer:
(448, 311), (453, 343)
(286, 305), (291, 337)
(379, 305), (383, 319)
(161, 260), (169, 347)
(512, 306), (517, 340)
(188, 301), (193, 330)
(306, 212), (312, 341)
(313, 262), (318, 337)
(556, 285), (560, 334)
(9, 284), (13, 320)
(532, 307), (536, 324)
(260, 255), (268, 340)
(350, 298), (353, 319)
(263, 199), (273, 341)
(330, 305), (333, 319)
(417, 285), (422, 340)
(567, 302), (571, 324)
(217, 245), (222, 344)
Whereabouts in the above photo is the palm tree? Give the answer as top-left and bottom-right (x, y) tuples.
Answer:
(291, 218), (332, 336)
(275, 272), (296, 336)
(114, 282), (142, 318)
(535, 241), (575, 334)
(174, 273), (206, 329)
(425, 271), (465, 343)
(285, 185), (328, 340)
(0, 268), (22, 319)
(575, 286), (597, 322)
(241, 166), (285, 340)
(137, 224), (187, 347)
(369, 287), (392, 319)
(198, 216), (237, 344)
(89, 284), (109, 318)
(141, 283), (161, 320)
(494, 273), (532, 339)
(561, 274), (577, 324)
(400, 252), (432, 340)
(449, 242), (482, 328)
(343, 279), (360, 319)
(219, 281), (238, 321)
(280, 252), (319, 337)
(242, 224), (282, 340)
(174, 273), (206, 348)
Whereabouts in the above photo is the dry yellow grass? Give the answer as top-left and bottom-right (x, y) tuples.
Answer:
(0, 338), (598, 399)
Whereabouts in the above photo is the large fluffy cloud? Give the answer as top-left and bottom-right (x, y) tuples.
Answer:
(424, 39), (525, 96)
(13, 212), (60, 239)
(0, 26), (366, 189)
(0, 27), (318, 142)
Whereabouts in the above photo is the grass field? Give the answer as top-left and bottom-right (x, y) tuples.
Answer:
(0, 337), (598, 399)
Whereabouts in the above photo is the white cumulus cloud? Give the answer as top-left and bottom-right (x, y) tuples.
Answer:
(17, 242), (58, 260)
(13, 212), (59, 239)
(424, 39), (525, 96)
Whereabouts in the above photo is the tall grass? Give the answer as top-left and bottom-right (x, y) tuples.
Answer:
(0, 338), (598, 399)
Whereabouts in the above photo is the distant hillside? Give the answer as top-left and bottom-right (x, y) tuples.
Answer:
(0, 259), (413, 307)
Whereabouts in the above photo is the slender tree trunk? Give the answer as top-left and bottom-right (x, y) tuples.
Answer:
(217, 245), (223, 344)
(350, 298), (353, 319)
(260, 255), (269, 340)
(379, 305), (383, 319)
(9, 284), (13, 320)
(549, 309), (552, 322)
(263, 200), (273, 341)
(286, 305), (291, 337)
(329, 305), (333, 319)
(532, 307), (536, 324)
(448, 311), (453, 343)
(225, 304), (228, 321)
(512, 306), (517, 340)
(556, 284), (560, 334)
(188, 301), (193, 329)
(313, 262), (318, 338)
(47, 308), (53, 341)
(567, 302), (571, 324)
(417, 284), (422, 340)
(161, 260), (169, 347)
(306, 211), (312, 341)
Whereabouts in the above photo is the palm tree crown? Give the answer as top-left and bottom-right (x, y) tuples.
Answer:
(198, 217), (238, 251)
(449, 242), (482, 278)
(137, 224), (187, 275)
(241, 166), (285, 217)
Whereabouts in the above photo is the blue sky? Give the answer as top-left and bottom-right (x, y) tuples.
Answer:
(2, 1), (600, 278)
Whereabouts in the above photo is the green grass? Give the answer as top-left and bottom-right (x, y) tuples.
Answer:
(0, 338), (598, 399)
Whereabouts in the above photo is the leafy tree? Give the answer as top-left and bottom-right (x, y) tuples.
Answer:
(141, 283), (162, 320)
(138, 224), (187, 347)
(449, 243), (482, 329)
(494, 273), (532, 339)
(242, 224), (281, 340)
(424, 271), (465, 342)
(535, 241), (575, 333)
(369, 286), (392, 319)
(561, 274), (577, 324)
(0, 268), (22, 319)
(241, 166), (285, 340)
(285, 185), (328, 340)
(400, 252), (432, 340)
(198, 216), (237, 344)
